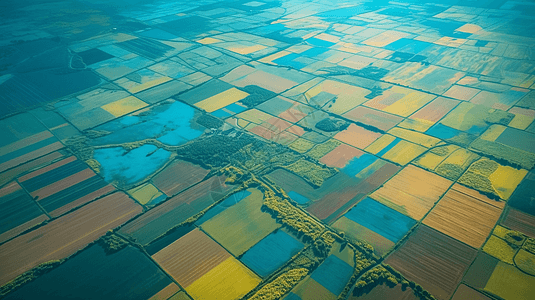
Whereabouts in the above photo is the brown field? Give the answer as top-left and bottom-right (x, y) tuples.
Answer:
(152, 228), (230, 288)
(423, 184), (504, 248)
(147, 283), (181, 300)
(152, 159), (209, 197)
(370, 165), (453, 220)
(0, 132), (64, 173)
(501, 207), (535, 238)
(120, 175), (237, 244)
(342, 106), (403, 131)
(0, 151), (66, 187)
(334, 124), (382, 149)
(0, 192), (142, 285)
(384, 225), (477, 300)
(320, 143), (364, 168)
(452, 284), (491, 300)
(17, 156), (115, 217)
(349, 283), (419, 300)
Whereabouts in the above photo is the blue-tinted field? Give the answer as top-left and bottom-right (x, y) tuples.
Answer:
(344, 197), (416, 243)
(240, 230), (304, 277)
(310, 255), (354, 296)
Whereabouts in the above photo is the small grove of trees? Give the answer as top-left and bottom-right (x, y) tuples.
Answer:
(262, 190), (324, 241)
(352, 265), (435, 300)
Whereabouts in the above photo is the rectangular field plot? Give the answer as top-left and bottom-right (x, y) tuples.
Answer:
(0, 182), (48, 244)
(470, 125), (535, 170)
(240, 229), (304, 277)
(3, 245), (175, 300)
(384, 225), (477, 300)
(423, 184), (504, 248)
(152, 159), (210, 197)
(119, 175), (238, 245)
(502, 208), (535, 239)
(221, 64), (311, 94)
(287, 254), (354, 300)
(200, 188), (281, 256)
(332, 197), (416, 257)
(0, 113), (64, 173)
(57, 88), (148, 130)
(414, 145), (480, 181)
(18, 156), (115, 217)
(370, 165), (453, 220)
(267, 158), (400, 224)
(508, 170), (535, 216)
(0, 151), (67, 187)
(365, 135), (427, 166)
(342, 106), (403, 131)
(152, 229), (260, 300)
(0, 192), (142, 285)
(364, 85), (436, 117)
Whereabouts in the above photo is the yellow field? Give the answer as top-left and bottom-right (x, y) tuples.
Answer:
(235, 109), (273, 124)
(488, 165), (528, 200)
(485, 262), (535, 300)
(398, 118), (435, 132)
(388, 127), (442, 148)
(195, 88), (249, 112)
(480, 125), (506, 142)
(483, 235), (517, 264)
(292, 277), (337, 300)
(381, 140), (427, 165)
(226, 44), (267, 55)
(128, 183), (164, 205)
(382, 90), (435, 117)
(365, 135), (396, 154)
(101, 96), (148, 117)
(128, 76), (172, 94)
(515, 249), (535, 276)
(186, 257), (261, 300)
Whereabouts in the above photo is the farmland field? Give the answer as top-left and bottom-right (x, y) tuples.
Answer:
(423, 184), (504, 248)
(152, 228), (260, 300)
(4, 245), (174, 300)
(0, 192), (142, 285)
(370, 165), (453, 220)
(1, 0), (535, 299)
(384, 225), (477, 300)
(200, 188), (281, 256)
(119, 175), (237, 244)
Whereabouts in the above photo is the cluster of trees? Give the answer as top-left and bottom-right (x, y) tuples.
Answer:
(98, 231), (128, 254)
(0, 260), (63, 296)
(249, 268), (308, 300)
(262, 191), (324, 241)
(523, 238), (535, 254)
(352, 265), (435, 300)
(283, 159), (338, 188)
